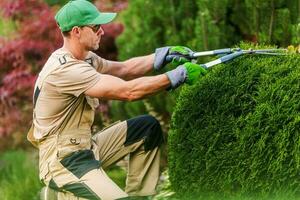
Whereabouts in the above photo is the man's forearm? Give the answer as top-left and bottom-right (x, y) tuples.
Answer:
(101, 54), (155, 80)
(124, 73), (170, 100)
(85, 73), (170, 101)
(122, 54), (155, 80)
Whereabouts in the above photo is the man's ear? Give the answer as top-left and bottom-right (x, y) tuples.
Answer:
(70, 26), (81, 38)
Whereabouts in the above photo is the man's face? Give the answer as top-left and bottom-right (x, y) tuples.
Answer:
(78, 25), (104, 51)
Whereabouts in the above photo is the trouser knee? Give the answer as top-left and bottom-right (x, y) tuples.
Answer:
(40, 186), (58, 200)
(125, 115), (164, 151)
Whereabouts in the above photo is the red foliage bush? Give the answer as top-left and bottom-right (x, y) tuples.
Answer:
(0, 0), (62, 138)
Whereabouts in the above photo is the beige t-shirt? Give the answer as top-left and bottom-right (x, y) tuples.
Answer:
(31, 48), (108, 140)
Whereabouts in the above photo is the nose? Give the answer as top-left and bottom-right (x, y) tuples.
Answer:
(97, 27), (104, 36)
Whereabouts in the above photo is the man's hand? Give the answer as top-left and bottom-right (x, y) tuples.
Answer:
(184, 62), (207, 85)
(165, 62), (207, 89)
(168, 46), (193, 66)
(154, 46), (193, 70)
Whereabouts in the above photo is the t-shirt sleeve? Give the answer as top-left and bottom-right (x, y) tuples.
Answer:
(51, 61), (101, 97)
(88, 51), (110, 73)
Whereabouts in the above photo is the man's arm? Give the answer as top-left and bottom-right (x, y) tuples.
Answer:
(85, 73), (170, 101)
(100, 54), (155, 80)
(96, 46), (194, 80)
(86, 62), (207, 101)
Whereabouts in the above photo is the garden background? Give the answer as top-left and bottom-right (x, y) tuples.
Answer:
(0, 0), (299, 199)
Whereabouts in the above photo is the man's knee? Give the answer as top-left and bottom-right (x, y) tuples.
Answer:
(125, 115), (164, 151)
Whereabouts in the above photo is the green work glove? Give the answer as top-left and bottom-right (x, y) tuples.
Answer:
(184, 62), (207, 85)
(154, 46), (193, 70)
(165, 62), (207, 89)
(168, 46), (193, 66)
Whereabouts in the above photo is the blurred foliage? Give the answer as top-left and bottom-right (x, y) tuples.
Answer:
(106, 166), (127, 189)
(168, 43), (300, 198)
(0, 150), (41, 200)
(0, 16), (17, 37)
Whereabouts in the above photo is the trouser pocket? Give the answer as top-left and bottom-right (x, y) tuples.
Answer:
(56, 130), (92, 159)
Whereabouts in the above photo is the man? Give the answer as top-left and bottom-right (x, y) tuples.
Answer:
(27, 0), (206, 199)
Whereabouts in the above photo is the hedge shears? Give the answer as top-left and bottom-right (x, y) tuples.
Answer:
(166, 48), (288, 68)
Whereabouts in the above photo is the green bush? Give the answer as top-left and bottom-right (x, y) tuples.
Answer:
(168, 44), (300, 199)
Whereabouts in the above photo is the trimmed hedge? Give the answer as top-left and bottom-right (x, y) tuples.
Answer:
(168, 44), (300, 199)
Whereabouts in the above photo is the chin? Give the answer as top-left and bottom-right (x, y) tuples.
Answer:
(88, 44), (99, 51)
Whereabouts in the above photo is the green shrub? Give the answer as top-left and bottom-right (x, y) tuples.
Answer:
(168, 44), (300, 199)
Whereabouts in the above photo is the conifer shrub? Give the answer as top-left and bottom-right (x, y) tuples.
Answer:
(168, 44), (300, 199)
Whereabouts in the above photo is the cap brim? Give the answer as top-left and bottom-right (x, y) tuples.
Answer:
(91, 12), (117, 25)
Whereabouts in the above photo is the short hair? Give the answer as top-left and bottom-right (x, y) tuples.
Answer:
(57, 22), (71, 37)
(62, 31), (71, 37)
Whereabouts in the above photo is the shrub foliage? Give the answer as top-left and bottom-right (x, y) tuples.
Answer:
(168, 44), (300, 198)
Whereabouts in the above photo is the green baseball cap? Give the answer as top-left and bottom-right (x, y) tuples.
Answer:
(55, 0), (117, 32)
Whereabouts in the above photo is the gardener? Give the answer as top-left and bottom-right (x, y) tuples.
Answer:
(27, 0), (206, 199)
